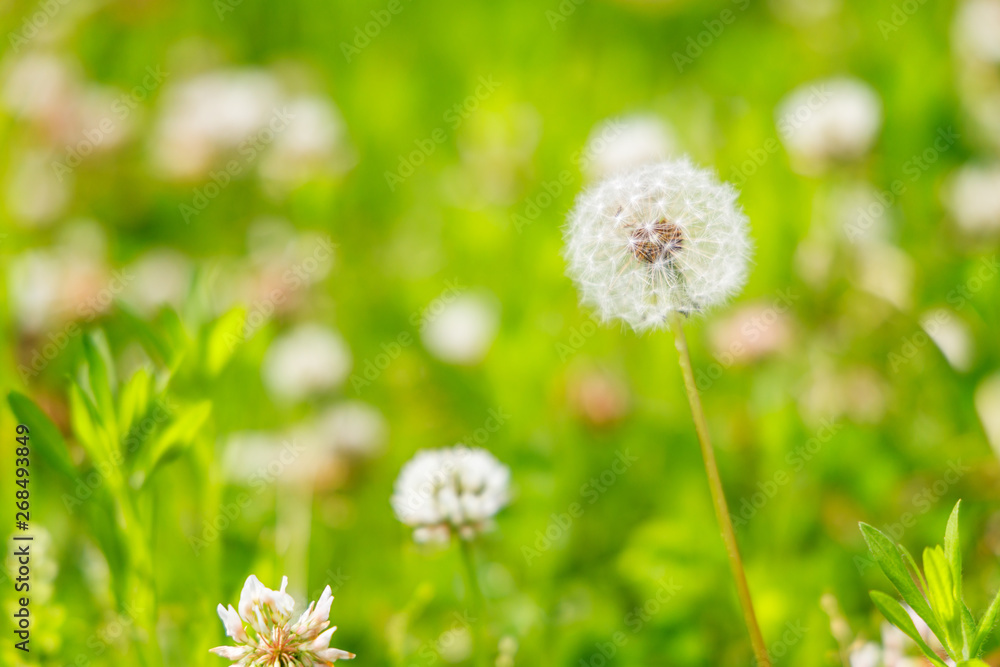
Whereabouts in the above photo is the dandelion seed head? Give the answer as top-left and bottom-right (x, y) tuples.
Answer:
(391, 445), (510, 544)
(211, 574), (354, 665)
(563, 158), (752, 332)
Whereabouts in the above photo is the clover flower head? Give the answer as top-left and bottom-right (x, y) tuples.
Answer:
(563, 158), (752, 332)
(775, 77), (882, 171)
(262, 323), (352, 403)
(211, 574), (354, 665)
(391, 445), (511, 544)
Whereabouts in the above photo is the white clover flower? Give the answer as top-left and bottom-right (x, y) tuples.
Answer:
(314, 401), (388, 458)
(953, 0), (1000, 63)
(211, 574), (354, 665)
(391, 445), (511, 544)
(583, 114), (677, 181)
(776, 77), (882, 171)
(262, 324), (352, 403)
(421, 291), (500, 365)
(122, 249), (193, 315)
(943, 164), (1000, 235)
(259, 95), (356, 188)
(563, 158), (752, 331)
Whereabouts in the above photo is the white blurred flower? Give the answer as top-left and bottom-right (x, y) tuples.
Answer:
(953, 0), (1000, 63)
(563, 158), (752, 331)
(920, 309), (973, 372)
(854, 243), (914, 310)
(1, 53), (78, 123)
(211, 574), (354, 665)
(122, 249), (193, 315)
(976, 374), (1000, 459)
(769, 0), (840, 25)
(259, 95), (355, 187)
(391, 445), (511, 544)
(848, 642), (882, 667)
(263, 324), (352, 402)
(943, 164), (1000, 235)
(421, 291), (500, 365)
(709, 301), (794, 363)
(313, 401), (388, 458)
(151, 69), (282, 179)
(5, 150), (71, 227)
(776, 77), (882, 171)
(583, 114), (677, 181)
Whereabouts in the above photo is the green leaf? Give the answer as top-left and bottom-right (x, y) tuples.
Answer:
(860, 523), (948, 644)
(945, 501), (963, 602)
(133, 401), (211, 488)
(203, 306), (245, 376)
(7, 392), (78, 481)
(870, 591), (948, 667)
(82, 332), (118, 445)
(925, 546), (962, 655)
(117, 368), (152, 439)
(971, 586), (1000, 657)
(68, 382), (120, 489)
(957, 661), (990, 667)
(900, 543), (929, 592)
(115, 303), (176, 367)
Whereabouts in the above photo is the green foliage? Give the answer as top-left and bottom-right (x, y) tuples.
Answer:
(861, 502), (1000, 665)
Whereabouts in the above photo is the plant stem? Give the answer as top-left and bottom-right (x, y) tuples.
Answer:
(669, 311), (771, 667)
(459, 539), (487, 666)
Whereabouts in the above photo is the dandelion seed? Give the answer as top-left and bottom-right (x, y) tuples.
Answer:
(563, 158), (752, 331)
(210, 574), (354, 665)
(391, 445), (510, 544)
(582, 114), (677, 181)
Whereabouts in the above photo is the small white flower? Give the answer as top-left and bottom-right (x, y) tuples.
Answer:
(421, 291), (500, 365)
(776, 77), (882, 171)
(122, 249), (193, 315)
(391, 445), (511, 544)
(259, 95), (356, 187)
(211, 574), (354, 665)
(563, 158), (752, 331)
(314, 401), (388, 458)
(262, 324), (352, 402)
(582, 114), (677, 181)
(953, 0), (1000, 63)
(943, 164), (1000, 235)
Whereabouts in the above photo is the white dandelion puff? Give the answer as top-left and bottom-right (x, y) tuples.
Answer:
(391, 445), (511, 544)
(262, 324), (352, 403)
(563, 158), (752, 332)
(775, 77), (882, 171)
(210, 574), (354, 665)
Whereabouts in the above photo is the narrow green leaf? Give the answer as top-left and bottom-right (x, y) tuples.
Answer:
(870, 591), (948, 667)
(204, 306), (245, 376)
(7, 392), (78, 481)
(945, 501), (963, 601)
(971, 586), (1000, 657)
(900, 543), (929, 592)
(115, 303), (175, 366)
(957, 660), (990, 667)
(860, 523), (948, 644)
(925, 546), (962, 656)
(117, 369), (152, 440)
(134, 401), (211, 487)
(82, 332), (118, 445)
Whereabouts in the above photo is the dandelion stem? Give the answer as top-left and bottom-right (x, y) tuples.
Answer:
(669, 311), (770, 667)
(459, 539), (487, 666)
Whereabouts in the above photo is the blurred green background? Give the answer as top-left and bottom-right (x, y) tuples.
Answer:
(1, 0), (999, 665)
